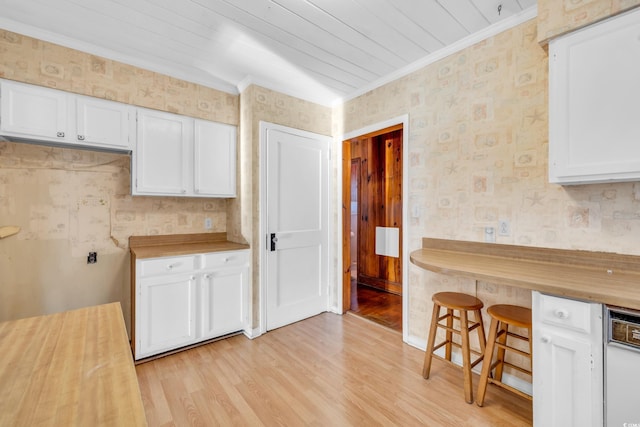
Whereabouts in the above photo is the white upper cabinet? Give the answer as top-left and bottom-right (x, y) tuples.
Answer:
(194, 119), (237, 197)
(133, 109), (237, 198)
(134, 108), (191, 195)
(75, 96), (134, 150)
(549, 8), (640, 184)
(1, 79), (237, 198)
(0, 79), (70, 142)
(0, 79), (133, 151)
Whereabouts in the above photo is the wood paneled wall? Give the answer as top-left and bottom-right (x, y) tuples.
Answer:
(350, 126), (403, 294)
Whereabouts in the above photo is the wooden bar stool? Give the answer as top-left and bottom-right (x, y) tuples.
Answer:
(423, 292), (486, 404)
(476, 304), (532, 407)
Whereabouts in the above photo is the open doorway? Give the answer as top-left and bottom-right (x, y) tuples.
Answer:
(342, 124), (403, 331)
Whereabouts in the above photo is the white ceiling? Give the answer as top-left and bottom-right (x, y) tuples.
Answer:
(0, 0), (537, 106)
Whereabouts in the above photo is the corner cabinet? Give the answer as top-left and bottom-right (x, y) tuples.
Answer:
(0, 79), (134, 151)
(549, 8), (640, 184)
(132, 108), (237, 198)
(132, 249), (249, 361)
(532, 291), (603, 426)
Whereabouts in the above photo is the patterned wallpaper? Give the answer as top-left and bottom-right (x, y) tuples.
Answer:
(0, 29), (238, 326)
(234, 85), (332, 329)
(3, 4), (640, 359)
(335, 16), (640, 362)
(0, 30), (239, 124)
(537, 0), (640, 42)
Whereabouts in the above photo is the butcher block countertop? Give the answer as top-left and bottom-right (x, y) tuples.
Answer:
(410, 238), (640, 310)
(129, 232), (249, 259)
(0, 303), (147, 426)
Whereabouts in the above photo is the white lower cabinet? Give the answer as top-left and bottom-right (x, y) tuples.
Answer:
(138, 272), (198, 358)
(532, 291), (603, 426)
(200, 267), (247, 340)
(134, 250), (249, 360)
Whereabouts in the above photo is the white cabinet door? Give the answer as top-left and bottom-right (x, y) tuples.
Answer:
(534, 328), (594, 426)
(76, 96), (134, 150)
(134, 108), (191, 195)
(194, 119), (237, 197)
(549, 8), (640, 184)
(532, 291), (603, 427)
(0, 80), (70, 143)
(200, 266), (247, 340)
(137, 272), (197, 359)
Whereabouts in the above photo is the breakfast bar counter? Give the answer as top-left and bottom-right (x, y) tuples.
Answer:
(0, 303), (147, 426)
(410, 238), (640, 310)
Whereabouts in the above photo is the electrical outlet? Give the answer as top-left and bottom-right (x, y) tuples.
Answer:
(498, 219), (510, 236)
(484, 227), (495, 243)
(87, 252), (97, 264)
(204, 217), (212, 230)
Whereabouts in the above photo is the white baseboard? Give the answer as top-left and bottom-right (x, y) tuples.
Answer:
(243, 327), (262, 339)
(405, 333), (532, 396)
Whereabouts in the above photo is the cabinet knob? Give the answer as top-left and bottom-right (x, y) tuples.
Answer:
(541, 336), (551, 344)
(56, 131), (65, 138)
(167, 262), (181, 270)
(77, 134), (85, 141)
(204, 274), (211, 279)
(554, 308), (570, 319)
(181, 189), (187, 194)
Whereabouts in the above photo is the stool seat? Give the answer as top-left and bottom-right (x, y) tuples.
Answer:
(423, 292), (486, 404)
(476, 304), (532, 407)
(487, 305), (531, 329)
(433, 292), (484, 311)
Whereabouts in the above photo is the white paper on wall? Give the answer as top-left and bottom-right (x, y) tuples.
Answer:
(375, 226), (399, 258)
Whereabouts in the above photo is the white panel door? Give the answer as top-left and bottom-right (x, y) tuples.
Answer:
(265, 124), (330, 331)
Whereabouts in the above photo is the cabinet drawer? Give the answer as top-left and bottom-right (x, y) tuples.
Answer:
(202, 250), (249, 269)
(537, 293), (593, 334)
(138, 255), (196, 277)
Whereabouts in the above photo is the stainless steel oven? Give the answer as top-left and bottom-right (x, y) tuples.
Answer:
(605, 305), (640, 426)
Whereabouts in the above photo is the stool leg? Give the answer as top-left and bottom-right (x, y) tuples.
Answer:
(476, 316), (499, 407)
(474, 309), (487, 356)
(494, 321), (508, 382)
(459, 309), (473, 404)
(528, 326), (533, 376)
(445, 308), (453, 361)
(422, 303), (441, 379)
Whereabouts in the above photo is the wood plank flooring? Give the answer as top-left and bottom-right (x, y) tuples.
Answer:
(350, 283), (402, 331)
(136, 313), (532, 426)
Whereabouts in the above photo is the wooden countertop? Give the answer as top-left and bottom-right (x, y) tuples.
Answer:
(0, 303), (147, 426)
(129, 232), (250, 259)
(410, 238), (640, 310)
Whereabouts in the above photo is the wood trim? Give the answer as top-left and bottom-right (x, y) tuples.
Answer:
(411, 238), (640, 310)
(342, 140), (352, 313)
(358, 274), (402, 295)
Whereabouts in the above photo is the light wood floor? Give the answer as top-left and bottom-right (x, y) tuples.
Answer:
(136, 313), (532, 426)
